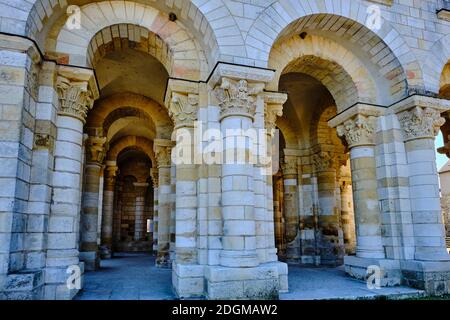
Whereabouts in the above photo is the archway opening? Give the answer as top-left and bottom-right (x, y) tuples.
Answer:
(113, 149), (153, 252)
(273, 67), (356, 267)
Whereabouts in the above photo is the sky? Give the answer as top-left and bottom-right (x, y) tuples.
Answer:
(436, 131), (448, 172)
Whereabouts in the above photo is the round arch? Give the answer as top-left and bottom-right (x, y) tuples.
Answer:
(87, 23), (173, 73)
(246, 5), (414, 100)
(28, 1), (212, 80)
(87, 92), (173, 140)
(423, 34), (450, 95)
(108, 135), (156, 166)
(25, 0), (219, 72)
(276, 117), (299, 150)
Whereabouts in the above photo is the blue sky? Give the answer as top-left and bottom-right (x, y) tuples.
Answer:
(436, 131), (448, 172)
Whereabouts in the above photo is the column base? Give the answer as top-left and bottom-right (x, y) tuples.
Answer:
(298, 255), (321, 266)
(156, 252), (171, 268)
(344, 255), (402, 287)
(285, 238), (301, 263)
(401, 260), (450, 296)
(44, 262), (85, 300)
(172, 262), (205, 299)
(0, 270), (44, 300)
(79, 251), (100, 271)
(205, 262), (288, 300)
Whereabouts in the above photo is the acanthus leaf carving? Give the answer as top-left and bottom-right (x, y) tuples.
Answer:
(56, 76), (94, 123)
(104, 165), (119, 187)
(265, 104), (284, 133)
(86, 136), (107, 165)
(398, 106), (445, 141)
(336, 114), (377, 148)
(154, 144), (172, 168)
(312, 151), (335, 172)
(169, 92), (199, 128)
(214, 77), (264, 120)
(281, 155), (298, 176)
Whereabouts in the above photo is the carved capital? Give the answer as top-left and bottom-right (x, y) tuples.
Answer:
(56, 76), (94, 123)
(150, 168), (159, 188)
(214, 77), (264, 120)
(265, 104), (284, 133)
(397, 106), (445, 141)
(86, 136), (107, 165)
(154, 144), (172, 168)
(312, 151), (335, 173)
(169, 92), (199, 129)
(281, 155), (298, 176)
(104, 165), (119, 185)
(264, 92), (287, 133)
(336, 114), (377, 148)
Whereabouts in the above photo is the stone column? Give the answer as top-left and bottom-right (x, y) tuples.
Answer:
(169, 154), (176, 262)
(312, 151), (345, 266)
(298, 159), (318, 265)
(397, 105), (449, 261)
(203, 73), (286, 300)
(79, 136), (106, 271)
(339, 162), (356, 255)
(169, 90), (199, 264)
(46, 67), (98, 299)
(281, 155), (300, 262)
(154, 140), (173, 267)
(100, 163), (118, 259)
(150, 168), (159, 252)
(133, 182), (149, 241)
(217, 78), (261, 269)
(263, 97), (289, 292)
(336, 114), (385, 260)
(272, 173), (285, 256)
(167, 81), (205, 298)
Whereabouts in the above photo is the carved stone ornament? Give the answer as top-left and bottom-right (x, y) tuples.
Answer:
(169, 92), (199, 128)
(281, 156), (298, 176)
(214, 77), (264, 120)
(104, 166), (119, 187)
(154, 144), (172, 168)
(34, 134), (53, 150)
(150, 168), (159, 188)
(312, 151), (335, 172)
(86, 136), (107, 165)
(336, 114), (377, 148)
(56, 76), (94, 123)
(265, 104), (284, 133)
(398, 106), (445, 141)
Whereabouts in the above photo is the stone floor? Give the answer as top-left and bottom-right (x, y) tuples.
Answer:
(75, 252), (424, 300)
(75, 252), (174, 300)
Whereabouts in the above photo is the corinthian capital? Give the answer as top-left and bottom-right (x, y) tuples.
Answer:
(86, 136), (107, 165)
(312, 151), (335, 173)
(169, 92), (199, 129)
(56, 76), (94, 123)
(214, 77), (264, 120)
(104, 165), (119, 187)
(397, 106), (445, 141)
(264, 92), (287, 133)
(336, 114), (377, 148)
(154, 140), (173, 168)
(281, 155), (298, 176)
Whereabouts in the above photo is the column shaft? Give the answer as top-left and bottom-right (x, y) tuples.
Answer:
(350, 146), (385, 258)
(220, 115), (258, 268)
